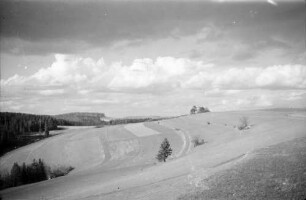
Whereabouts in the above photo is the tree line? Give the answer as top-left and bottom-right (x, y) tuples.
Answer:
(55, 112), (106, 126)
(0, 112), (107, 152)
(0, 159), (74, 190)
(109, 118), (155, 125)
(0, 112), (57, 145)
(0, 159), (48, 189)
(0, 112), (74, 155)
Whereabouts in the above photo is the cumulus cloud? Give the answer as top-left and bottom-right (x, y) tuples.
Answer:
(183, 64), (306, 90)
(2, 54), (306, 93)
(1, 54), (305, 115)
(32, 54), (106, 86)
(108, 57), (212, 90)
(39, 89), (65, 96)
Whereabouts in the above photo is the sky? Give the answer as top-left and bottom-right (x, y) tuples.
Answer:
(0, 0), (305, 117)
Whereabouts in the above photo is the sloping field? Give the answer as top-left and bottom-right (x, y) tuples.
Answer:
(178, 136), (306, 200)
(1, 110), (306, 200)
(124, 123), (160, 137)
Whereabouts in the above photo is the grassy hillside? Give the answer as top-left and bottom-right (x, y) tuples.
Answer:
(1, 109), (305, 200)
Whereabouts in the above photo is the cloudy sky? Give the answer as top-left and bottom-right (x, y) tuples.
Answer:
(0, 0), (305, 117)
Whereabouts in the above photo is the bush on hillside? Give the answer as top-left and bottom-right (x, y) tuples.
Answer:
(49, 166), (74, 179)
(238, 116), (250, 130)
(192, 136), (205, 147)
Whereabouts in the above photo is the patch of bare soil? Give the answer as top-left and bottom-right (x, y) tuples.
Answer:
(178, 137), (306, 200)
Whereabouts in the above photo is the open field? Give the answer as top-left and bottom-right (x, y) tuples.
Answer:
(178, 137), (306, 200)
(1, 109), (306, 200)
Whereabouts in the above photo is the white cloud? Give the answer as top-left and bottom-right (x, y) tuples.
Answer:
(108, 57), (211, 90)
(255, 65), (306, 88)
(39, 89), (65, 96)
(1, 54), (305, 115)
(2, 55), (305, 92)
(183, 64), (306, 90)
(267, 0), (278, 6)
(1, 74), (26, 86)
(32, 54), (105, 85)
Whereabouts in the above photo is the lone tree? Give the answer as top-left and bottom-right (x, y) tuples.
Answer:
(156, 138), (172, 162)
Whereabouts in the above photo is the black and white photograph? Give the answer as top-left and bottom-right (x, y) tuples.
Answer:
(0, 0), (305, 199)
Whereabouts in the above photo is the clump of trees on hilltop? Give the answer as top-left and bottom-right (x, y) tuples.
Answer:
(190, 106), (210, 115)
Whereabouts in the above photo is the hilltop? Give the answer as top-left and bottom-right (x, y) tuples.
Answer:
(54, 112), (106, 126)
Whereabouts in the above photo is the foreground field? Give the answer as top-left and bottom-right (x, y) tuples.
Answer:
(1, 109), (306, 199)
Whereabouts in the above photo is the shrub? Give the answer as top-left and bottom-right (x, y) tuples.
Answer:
(238, 116), (250, 130)
(156, 138), (172, 162)
(49, 166), (74, 179)
(192, 136), (205, 147)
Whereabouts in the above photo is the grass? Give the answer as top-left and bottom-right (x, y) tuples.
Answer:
(178, 137), (306, 200)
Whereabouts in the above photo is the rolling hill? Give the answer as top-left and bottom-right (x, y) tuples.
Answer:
(0, 109), (306, 199)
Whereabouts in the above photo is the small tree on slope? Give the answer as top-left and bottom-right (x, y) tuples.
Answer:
(156, 138), (172, 162)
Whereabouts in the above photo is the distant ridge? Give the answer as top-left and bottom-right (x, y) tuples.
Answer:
(260, 108), (306, 112)
(54, 112), (106, 126)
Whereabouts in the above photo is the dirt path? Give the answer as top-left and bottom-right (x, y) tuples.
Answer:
(172, 129), (191, 157)
(99, 128), (111, 165)
(157, 120), (192, 157)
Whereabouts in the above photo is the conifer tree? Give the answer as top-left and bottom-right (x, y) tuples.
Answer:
(21, 162), (28, 184)
(156, 138), (172, 162)
(38, 159), (47, 180)
(10, 162), (22, 186)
